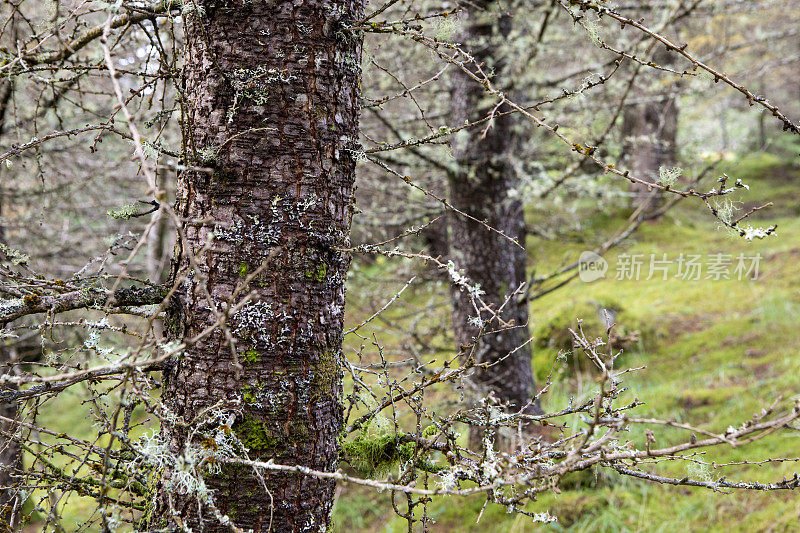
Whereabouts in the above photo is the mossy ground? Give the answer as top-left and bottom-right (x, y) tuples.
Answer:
(333, 151), (800, 532)
(22, 152), (800, 532)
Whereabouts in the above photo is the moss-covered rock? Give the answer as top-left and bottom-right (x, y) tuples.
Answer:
(534, 299), (651, 372)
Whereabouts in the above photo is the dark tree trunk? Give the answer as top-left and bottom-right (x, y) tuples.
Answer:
(0, 338), (20, 533)
(153, 2), (363, 530)
(421, 218), (449, 282)
(622, 48), (678, 212)
(0, 79), (21, 533)
(448, 2), (540, 446)
(421, 219), (448, 262)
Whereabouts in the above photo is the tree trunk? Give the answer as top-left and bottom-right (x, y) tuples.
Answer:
(153, 2), (363, 530)
(448, 2), (540, 447)
(622, 48), (678, 212)
(0, 79), (21, 533)
(0, 338), (20, 533)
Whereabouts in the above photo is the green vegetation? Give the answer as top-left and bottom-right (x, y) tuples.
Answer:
(234, 415), (279, 452)
(26, 153), (800, 531)
(341, 433), (414, 477)
(333, 154), (800, 531)
(243, 349), (260, 364)
(306, 261), (328, 282)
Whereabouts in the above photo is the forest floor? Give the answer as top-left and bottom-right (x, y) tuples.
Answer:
(333, 149), (800, 532)
(22, 150), (800, 532)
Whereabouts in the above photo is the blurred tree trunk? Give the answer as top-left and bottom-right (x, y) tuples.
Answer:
(421, 220), (449, 262)
(448, 2), (540, 447)
(0, 340), (20, 533)
(421, 219), (449, 282)
(153, 1), (363, 530)
(0, 79), (21, 532)
(622, 48), (678, 213)
(146, 205), (167, 342)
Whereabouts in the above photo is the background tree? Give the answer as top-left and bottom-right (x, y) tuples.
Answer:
(0, 78), (21, 531)
(621, 46), (679, 212)
(447, 0), (541, 446)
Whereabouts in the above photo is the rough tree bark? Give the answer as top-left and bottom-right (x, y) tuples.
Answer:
(448, 2), (540, 446)
(622, 48), (678, 212)
(0, 79), (21, 532)
(153, 1), (363, 530)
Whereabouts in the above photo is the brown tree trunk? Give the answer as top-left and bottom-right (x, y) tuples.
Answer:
(0, 79), (21, 533)
(622, 48), (678, 213)
(153, 2), (363, 530)
(0, 338), (20, 533)
(448, 2), (540, 447)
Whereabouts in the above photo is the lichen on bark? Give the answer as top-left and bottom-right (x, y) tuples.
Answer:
(152, 0), (365, 530)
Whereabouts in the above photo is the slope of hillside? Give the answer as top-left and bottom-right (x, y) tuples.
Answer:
(22, 154), (800, 532)
(333, 152), (800, 532)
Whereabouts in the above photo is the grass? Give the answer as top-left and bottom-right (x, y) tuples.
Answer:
(21, 150), (800, 531)
(332, 150), (800, 531)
